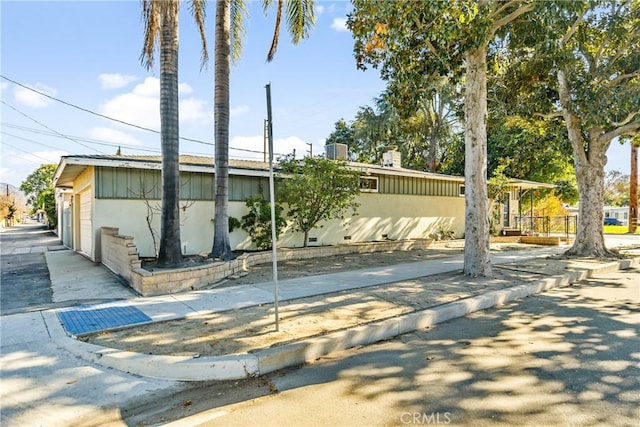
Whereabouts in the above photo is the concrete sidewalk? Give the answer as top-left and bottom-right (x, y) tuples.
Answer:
(1, 243), (639, 426)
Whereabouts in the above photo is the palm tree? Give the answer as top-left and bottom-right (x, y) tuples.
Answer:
(141, 0), (208, 268)
(211, 0), (315, 260)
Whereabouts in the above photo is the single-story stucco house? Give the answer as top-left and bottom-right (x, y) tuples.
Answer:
(52, 147), (553, 263)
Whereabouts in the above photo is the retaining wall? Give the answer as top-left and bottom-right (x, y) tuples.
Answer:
(100, 226), (434, 296)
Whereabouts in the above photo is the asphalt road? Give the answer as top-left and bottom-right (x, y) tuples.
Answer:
(155, 267), (639, 427)
(0, 222), (60, 314)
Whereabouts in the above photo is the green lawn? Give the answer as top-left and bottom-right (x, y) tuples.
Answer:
(603, 225), (640, 234)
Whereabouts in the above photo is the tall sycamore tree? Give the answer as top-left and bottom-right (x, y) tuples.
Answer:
(348, 0), (535, 277)
(211, 0), (315, 260)
(552, 1), (638, 256)
(501, 0), (640, 256)
(141, 0), (208, 267)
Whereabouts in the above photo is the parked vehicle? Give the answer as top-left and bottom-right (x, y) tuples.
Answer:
(604, 217), (622, 226)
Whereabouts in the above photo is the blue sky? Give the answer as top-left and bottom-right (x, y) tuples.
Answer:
(1, 0), (385, 185)
(0, 0), (632, 187)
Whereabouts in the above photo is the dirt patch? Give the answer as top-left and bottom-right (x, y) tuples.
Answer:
(82, 243), (546, 357)
(205, 242), (531, 289)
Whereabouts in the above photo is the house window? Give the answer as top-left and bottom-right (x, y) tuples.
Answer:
(360, 177), (379, 192)
(458, 185), (465, 196)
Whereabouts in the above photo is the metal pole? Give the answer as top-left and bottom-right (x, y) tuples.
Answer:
(265, 83), (279, 331)
(263, 119), (268, 163)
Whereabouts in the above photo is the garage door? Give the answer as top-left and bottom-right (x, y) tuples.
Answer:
(79, 189), (93, 257)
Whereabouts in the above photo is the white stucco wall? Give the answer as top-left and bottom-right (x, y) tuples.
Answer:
(93, 199), (255, 258)
(276, 192), (465, 248)
(90, 192), (465, 258)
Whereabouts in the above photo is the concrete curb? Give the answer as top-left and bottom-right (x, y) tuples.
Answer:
(53, 257), (639, 382)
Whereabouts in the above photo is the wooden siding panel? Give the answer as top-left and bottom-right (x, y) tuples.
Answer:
(96, 167), (209, 200)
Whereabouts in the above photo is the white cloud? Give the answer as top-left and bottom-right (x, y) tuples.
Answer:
(30, 150), (67, 164)
(330, 17), (348, 32)
(98, 73), (138, 90)
(315, 5), (325, 15)
(13, 83), (57, 108)
(88, 127), (143, 146)
(98, 77), (211, 129)
(6, 150), (67, 169)
(180, 97), (211, 123)
(178, 82), (193, 95)
(230, 105), (249, 116)
(0, 148), (67, 186)
(0, 82), (8, 91)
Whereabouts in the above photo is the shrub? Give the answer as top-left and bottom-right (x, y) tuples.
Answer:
(241, 194), (286, 250)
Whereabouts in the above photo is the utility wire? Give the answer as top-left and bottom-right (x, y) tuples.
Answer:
(0, 100), (110, 155)
(1, 75), (288, 157)
(1, 130), (67, 152)
(2, 126), (160, 154)
(1, 141), (55, 163)
(2, 122), (272, 159)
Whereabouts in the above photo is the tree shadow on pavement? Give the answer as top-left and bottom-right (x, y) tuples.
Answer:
(266, 270), (639, 426)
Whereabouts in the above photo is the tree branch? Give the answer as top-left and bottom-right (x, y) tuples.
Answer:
(491, 0), (520, 20)
(426, 40), (438, 56)
(535, 111), (564, 119)
(602, 119), (640, 142)
(612, 111), (639, 127)
(558, 69), (588, 165)
(489, 3), (534, 38)
(609, 70), (640, 86)
(560, 12), (585, 47)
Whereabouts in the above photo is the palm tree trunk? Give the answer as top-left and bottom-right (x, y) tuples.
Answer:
(211, 0), (235, 260)
(463, 46), (492, 277)
(157, 2), (184, 268)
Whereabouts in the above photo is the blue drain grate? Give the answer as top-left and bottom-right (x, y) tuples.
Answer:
(57, 305), (152, 335)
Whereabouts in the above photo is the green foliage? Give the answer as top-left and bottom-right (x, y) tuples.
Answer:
(498, 1), (640, 146)
(487, 116), (572, 179)
(430, 225), (455, 241)
(553, 179), (579, 205)
(20, 164), (57, 229)
(240, 193), (286, 250)
(37, 188), (57, 229)
(488, 164), (511, 235)
(277, 156), (361, 247)
(604, 170), (631, 206)
(7, 203), (17, 222)
(325, 119), (357, 157)
(20, 164), (56, 206)
(327, 89), (462, 173)
(228, 216), (241, 233)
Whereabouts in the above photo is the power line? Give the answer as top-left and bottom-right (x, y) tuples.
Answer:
(1, 131), (66, 152)
(1, 74), (181, 138)
(0, 100), (110, 155)
(2, 125), (161, 154)
(1, 75), (286, 156)
(1, 141), (55, 163)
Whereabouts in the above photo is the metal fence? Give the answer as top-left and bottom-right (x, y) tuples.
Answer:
(513, 215), (577, 238)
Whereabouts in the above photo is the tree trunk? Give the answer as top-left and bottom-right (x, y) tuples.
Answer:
(629, 141), (638, 234)
(463, 46), (492, 277)
(211, 0), (235, 260)
(558, 70), (611, 257)
(157, 2), (184, 268)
